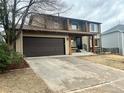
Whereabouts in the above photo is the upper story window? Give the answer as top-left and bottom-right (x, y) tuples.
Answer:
(90, 23), (98, 32)
(71, 21), (78, 30)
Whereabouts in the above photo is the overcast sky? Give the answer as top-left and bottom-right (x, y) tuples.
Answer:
(1, 0), (124, 32)
(62, 0), (124, 32)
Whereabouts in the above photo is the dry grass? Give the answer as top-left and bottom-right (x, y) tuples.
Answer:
(78, 54), (124, 70)
(0, 68), (52, 93)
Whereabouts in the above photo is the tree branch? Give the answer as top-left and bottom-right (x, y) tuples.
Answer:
(14, 0), (34, 41)
(16, 5), (28, 13)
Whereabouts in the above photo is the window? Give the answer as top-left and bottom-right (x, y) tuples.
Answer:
(90, 23), (98, 32)
(95, 39), (98, 46)
(72, 24), (78, 30)
(71, 21), (78, 30)
(95, 39), (99, 46)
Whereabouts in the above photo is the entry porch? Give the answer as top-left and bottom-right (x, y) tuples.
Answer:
(68, 34), (96, 55)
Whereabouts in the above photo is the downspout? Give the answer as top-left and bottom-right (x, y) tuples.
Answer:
(118, 32), (120, 54)
(121, 32), (124, 55)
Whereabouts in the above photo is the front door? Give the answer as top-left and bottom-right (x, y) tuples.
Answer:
(76, 37), (82, 49)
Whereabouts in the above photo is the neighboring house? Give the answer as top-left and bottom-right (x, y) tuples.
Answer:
(16, 14), (101, 57)
(102, 24), (124, 55)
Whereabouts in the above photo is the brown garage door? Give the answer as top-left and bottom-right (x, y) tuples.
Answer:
(23, 37), (65, 57)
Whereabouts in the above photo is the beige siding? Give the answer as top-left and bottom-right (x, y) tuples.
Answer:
(82, 36), (89, 51)
(16, 32), (23, 54)
(31, 15), (65, 30)
(31, 16), (45, 28)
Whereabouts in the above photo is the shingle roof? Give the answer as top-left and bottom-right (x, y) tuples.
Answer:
(102, 24), (124, 35)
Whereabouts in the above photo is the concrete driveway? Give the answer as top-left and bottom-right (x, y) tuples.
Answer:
(25, 56), (124, 93)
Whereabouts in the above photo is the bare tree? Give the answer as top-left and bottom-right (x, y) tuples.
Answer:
(0, 0), (68, 50)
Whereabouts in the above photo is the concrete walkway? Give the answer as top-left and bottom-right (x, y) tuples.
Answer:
(25, 56), (124, 93)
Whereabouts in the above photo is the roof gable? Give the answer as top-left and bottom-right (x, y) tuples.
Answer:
(102, 24), (124, 35)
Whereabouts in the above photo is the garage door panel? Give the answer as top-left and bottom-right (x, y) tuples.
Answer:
(23, 37), (65, 57)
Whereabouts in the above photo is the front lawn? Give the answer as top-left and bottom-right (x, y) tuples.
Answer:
(78, 54), (124, 70)
(0, 68), (51, 93)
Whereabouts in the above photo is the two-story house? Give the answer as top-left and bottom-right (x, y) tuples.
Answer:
(16, 14), (101, 57)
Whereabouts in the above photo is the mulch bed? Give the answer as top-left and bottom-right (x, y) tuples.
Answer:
(7, 59), (29, 70)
